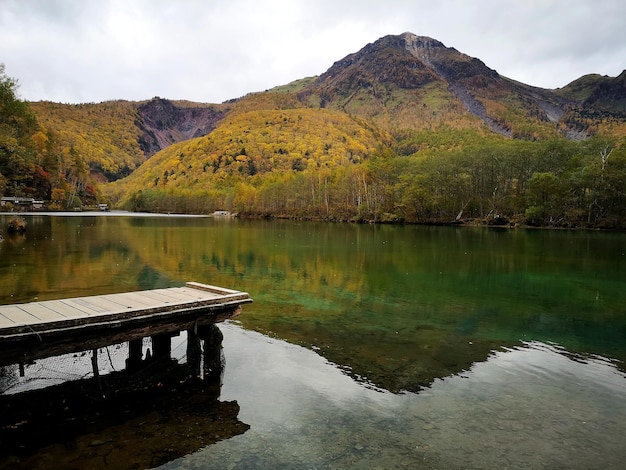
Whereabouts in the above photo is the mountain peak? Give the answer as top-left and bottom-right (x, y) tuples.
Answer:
(399, 32), (446, 50)
(299, 32), (578, 138)
(356, 32), (497, 84)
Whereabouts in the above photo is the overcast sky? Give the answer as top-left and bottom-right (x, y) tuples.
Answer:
(1, 0), (625, 104)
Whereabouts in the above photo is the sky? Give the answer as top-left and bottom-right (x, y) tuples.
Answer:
(1, 0), (625, 104)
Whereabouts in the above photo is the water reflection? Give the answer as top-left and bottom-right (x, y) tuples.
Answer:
(169, 323), (626, 469)
(0, 323), (249, 469)
(2, 214), (626, 467)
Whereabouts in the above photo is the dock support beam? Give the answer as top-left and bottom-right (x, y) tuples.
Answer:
(198, 324), (224, 378)
(186, 324), (224, 381)
(151, 334), (172, 361)
(126, 338), (143, 371)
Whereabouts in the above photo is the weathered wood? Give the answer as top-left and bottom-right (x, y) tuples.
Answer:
(0, 307), (240, 367)
(0, 282), (252, 364)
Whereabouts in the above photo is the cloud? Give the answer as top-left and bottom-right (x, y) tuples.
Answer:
(1, 0), (624, 103)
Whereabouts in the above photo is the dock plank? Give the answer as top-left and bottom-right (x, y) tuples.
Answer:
(61, 299), (108, 316)
(69, 296), (137, 315)
(138, 289), (215, 304)
(0, 315), (15, 328)
(0, 306), (39, 325)
(12, 303), (66, 322)
(70, 298), (110, 314)
(143, 291), (229, 309)
(113, 292), (166, 308)
(183, 284), (247, 296)
(39, 300), (91, 319)
(175, 287), (223, 300)
(115, 291), (175, 308)
(186, 282), (239, 295)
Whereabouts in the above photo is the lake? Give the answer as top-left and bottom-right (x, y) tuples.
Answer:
(1, 213), (625, 469)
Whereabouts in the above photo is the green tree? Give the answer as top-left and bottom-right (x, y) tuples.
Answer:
(0, 63), (38, 195)
(525, 172), (565, 226)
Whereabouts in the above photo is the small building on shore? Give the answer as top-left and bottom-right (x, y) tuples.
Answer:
(1, 197), (45, 211)
(1, 196), (36, 211)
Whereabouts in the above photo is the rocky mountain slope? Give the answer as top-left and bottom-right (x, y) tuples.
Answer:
(136, 98), (229, 157)
(556, 70), (626, 113)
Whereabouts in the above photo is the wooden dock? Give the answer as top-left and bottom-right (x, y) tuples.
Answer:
(0, 282), (252, 366)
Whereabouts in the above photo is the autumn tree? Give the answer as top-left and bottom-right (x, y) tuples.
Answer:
(0, 63), (38, 196)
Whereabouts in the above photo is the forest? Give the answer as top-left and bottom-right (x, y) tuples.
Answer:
(2, 63), (626, 228)
(106, 126), (626, 229)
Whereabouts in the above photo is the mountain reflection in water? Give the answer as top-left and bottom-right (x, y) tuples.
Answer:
(168, 323), (626, 470)
(0, 325), (249, 469)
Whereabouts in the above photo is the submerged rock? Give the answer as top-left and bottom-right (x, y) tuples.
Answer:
(7, 216), (26, 234)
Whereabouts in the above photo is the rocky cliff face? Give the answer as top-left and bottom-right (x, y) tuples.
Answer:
(136, 98), (228, 157)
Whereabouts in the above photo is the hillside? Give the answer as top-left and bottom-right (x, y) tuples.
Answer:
(555, 71), (626, 141)
(30, 100), (145, 181)
(103, 107), (389, 216)
(4, 32), (626, 226)
(557, 71), (626, 113)
(31, 99), (231, 181)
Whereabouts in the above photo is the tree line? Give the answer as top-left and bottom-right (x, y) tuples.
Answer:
(116, 134), (626, 229)
(0, 64), (98, 209)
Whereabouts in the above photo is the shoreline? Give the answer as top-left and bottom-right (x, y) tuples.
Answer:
(2, 210), (625, 231)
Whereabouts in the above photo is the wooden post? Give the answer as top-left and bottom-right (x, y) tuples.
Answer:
(91, 348), (102, 393)
(197, 324), (224, 380)
(151, 334), (172, 361)
(186, 328), (201, 379)
(126, 338), (143, 371)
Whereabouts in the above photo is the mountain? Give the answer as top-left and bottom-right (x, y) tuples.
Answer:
(16, 32), (626, 227)
(29, 32), (626, 184)
(297, 32), (576, 139)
